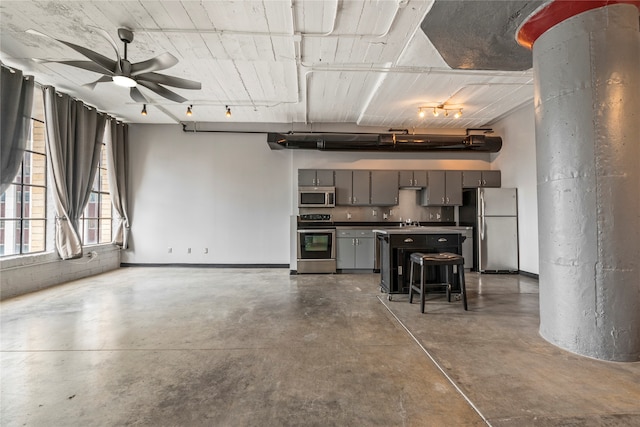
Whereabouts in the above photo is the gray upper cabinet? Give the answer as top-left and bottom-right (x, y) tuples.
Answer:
(298, 169), (334, 186)
(421, 170), (463, 206)
(481, 170), (501, 187)
(399, 170), (427, 187)
(352, 171), (370, 205)
(335, 170), (370, 205)
(370, 171), (399, 205)
(334, 170), (353, 205)
(462, 170), (501, 188)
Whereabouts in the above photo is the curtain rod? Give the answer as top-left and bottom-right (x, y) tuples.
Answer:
(1, 62), (33, 80)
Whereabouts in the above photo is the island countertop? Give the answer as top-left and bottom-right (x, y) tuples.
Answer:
(373, 226), (471, 235)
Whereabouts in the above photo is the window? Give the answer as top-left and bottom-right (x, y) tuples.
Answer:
(79, 140), (112, 245)
(0, 90), (47, 256)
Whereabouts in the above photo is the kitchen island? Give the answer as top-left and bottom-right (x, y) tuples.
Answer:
(373, 227), (468, 299)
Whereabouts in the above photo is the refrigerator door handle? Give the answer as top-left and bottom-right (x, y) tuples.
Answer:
(480, 191), (486, 241)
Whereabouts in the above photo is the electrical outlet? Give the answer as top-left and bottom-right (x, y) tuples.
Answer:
(204, 248), (208, 254)
(187, 248), (191, 254)
(168, 247), (172, 253)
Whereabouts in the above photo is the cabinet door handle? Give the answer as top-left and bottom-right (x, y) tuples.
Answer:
(483, 179), (487, 185)
(446, 197), (450, 203)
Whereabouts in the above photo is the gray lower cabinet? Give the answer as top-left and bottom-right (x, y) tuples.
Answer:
(421, 170), (463, 206)
(370, 170), (399, 205)
(337, 229), (375, 269)
(335, 170), (370, 205)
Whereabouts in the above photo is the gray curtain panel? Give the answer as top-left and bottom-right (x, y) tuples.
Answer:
(1, 66), (34, 194)
(42, 86), (107, 259)
(106, 118), (130, 248)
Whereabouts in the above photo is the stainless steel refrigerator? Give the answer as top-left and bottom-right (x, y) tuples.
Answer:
(460, 188), (519, 273)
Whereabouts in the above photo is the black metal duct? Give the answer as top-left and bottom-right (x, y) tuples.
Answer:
(267, 133), (502, 152)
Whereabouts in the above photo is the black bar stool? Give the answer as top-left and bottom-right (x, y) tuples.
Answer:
(408, 252), (467, 313)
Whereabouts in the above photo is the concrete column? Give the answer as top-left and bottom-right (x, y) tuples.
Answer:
(519, 2), (640, 361)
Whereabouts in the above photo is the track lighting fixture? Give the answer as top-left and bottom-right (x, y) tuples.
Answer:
(141, 104), (147, 116)
(417, 104), (463, 120)
(186, 105), (193, 116)
(225, 105), (231, 118)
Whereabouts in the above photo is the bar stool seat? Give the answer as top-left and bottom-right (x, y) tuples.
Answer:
(408, 252), (467, 313)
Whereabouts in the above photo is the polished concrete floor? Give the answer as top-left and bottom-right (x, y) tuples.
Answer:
(1, 268), (639, 426)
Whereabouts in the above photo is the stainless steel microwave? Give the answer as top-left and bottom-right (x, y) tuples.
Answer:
(298, 187), (336, 208)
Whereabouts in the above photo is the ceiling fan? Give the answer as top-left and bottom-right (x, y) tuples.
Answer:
(27, 27), (201, 103)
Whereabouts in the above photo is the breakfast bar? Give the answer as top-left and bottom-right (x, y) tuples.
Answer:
(373, 227), (467, 300)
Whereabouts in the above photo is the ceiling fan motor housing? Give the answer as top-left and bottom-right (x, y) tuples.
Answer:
(118, 28), (134, 44)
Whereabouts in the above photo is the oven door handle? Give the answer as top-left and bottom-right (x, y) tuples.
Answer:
(297, 229), (335, 234)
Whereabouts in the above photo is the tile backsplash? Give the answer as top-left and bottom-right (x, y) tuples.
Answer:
(300, 189), (454, 223)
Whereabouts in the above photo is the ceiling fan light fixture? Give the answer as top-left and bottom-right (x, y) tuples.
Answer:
(112, 75), (137, 88)
(141, 104), (147, 116)
(418, 108), (425, 118)
(225, 105), (231, 118)
(454, 109), (463, 119)
(186, 105), (193, 116)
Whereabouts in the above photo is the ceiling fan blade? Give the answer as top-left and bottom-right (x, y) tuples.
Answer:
(87, 26), (121, 63)
(130, 52), (179, 75)
(26, 29), (117, 74)
(137, 81), (187, 103)
(135, 72), (201, 90)
(83, 75), (113, 90)
(33, 59), (113, 75)
(129, 87), (149, 103)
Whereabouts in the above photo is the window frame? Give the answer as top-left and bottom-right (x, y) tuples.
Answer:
(0, 116), (48, 257)
(79, 139), (113, 246)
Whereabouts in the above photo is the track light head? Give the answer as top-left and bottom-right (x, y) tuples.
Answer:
(454, 109), (462, 118)
(432, 107), (439, 117)
(186, 105), (193, 116)
(418, 108), (425, 118)
(225, 105), (231, 118)
(141, 104), (147, 116)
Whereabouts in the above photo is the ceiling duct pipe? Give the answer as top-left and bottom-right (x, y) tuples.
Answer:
(267, 132), (502, 152)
